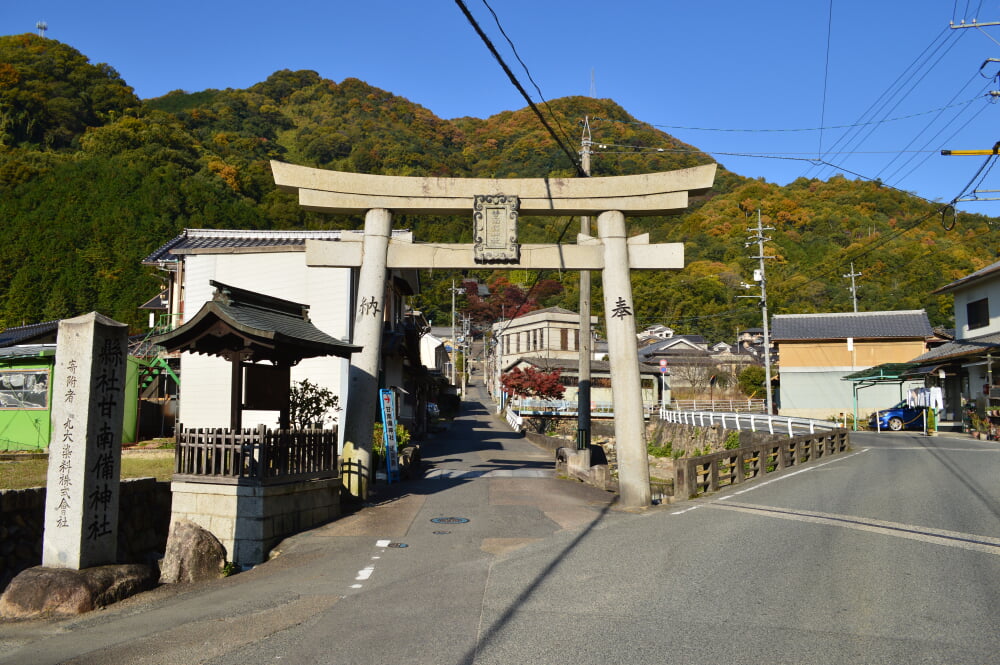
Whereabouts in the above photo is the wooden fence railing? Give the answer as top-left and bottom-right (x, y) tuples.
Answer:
(174, 425), (339, 485)
(674, 429), (850, 499)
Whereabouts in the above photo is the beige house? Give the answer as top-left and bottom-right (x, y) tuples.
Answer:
(773, 310), (932, 419)
(488, 307), (598, 401)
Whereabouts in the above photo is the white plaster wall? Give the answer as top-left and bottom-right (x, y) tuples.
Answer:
(177, 252), (353, 449)
(953, 281), (1000, 339)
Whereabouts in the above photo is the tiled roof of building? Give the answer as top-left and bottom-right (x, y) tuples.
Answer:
(142, 229), (348, 264)
(142, 228), (413, 264)
(509, 306), (580, 319)
(908, 330), (1000, 364)
(771, 310), (932, 341)
(932, 259), (1000, 295)
(0, 320), (60, 348)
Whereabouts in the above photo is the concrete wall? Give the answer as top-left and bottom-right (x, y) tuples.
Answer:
(170, 479), (341, 567)
(0, 478), (171, 592)
(779, 369), (921, 420)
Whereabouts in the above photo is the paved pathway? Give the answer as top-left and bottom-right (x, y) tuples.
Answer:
(0, 383), (618, 665)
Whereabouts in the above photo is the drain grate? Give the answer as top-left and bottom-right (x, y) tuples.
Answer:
(387, 542), (408, 548)
(432, 530), (451, 535)
(430, 517), (470, 524)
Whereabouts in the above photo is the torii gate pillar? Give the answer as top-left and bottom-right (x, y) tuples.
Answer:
(598, 211), (651, 507)
(342, 208), (392, 498)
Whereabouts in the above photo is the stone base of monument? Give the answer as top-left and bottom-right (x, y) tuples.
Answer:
(0, 563), (158, 619)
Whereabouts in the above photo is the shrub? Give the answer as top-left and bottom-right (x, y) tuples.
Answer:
(647, 440), (674, 458)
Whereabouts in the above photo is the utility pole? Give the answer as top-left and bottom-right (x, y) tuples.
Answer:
(941, 141), (1000, 202)
(843, 262), (862, 313)
(740, 211), (775, 414)
(450, 280), (462, 388)
(577, 117), (593, 450)
(460, 314), (470, 396)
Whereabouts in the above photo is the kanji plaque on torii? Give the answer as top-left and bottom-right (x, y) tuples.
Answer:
(473, 194), (519, 263)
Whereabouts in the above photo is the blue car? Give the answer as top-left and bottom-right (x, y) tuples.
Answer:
(868, 401), (928, 431)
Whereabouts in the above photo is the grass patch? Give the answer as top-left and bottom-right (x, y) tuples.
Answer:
(0, 455), (174, 490)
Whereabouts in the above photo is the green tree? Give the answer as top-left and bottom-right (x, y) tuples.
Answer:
(737, 365), (766, 399)
(288, 379), (341, 429)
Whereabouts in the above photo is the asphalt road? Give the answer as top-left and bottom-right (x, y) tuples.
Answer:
(2, 388), (999, 664)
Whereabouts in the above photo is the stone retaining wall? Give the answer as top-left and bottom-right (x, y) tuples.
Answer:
(170, 478), (340, 568)
(0, 478), (171, 593)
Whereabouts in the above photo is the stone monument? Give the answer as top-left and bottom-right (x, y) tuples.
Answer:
(42, 312), (128, 569)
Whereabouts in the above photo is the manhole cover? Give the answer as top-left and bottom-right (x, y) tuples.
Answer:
(387, 542), (408, 548)
(430, 517), (469, 524)
(432, 530), (451, 535)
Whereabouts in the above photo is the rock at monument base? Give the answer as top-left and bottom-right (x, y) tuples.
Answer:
(159, 518), (227, 584)
(0, 564), (158, 619)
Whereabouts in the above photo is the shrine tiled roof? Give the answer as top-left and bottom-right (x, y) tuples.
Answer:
(153, 281), (360, 362)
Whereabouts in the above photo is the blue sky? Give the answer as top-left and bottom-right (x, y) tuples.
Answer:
(7, 1), (1000, 216)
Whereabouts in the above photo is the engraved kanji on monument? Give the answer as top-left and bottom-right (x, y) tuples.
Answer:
(473, 194), (520, 263)
(42, 312), (128, 569)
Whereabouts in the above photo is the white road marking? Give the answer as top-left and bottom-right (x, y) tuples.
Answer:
(424, 468), (554, 479)
(707, 500), (1000, 556)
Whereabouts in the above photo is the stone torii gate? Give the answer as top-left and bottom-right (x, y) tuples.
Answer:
(271, 160), (716, 508)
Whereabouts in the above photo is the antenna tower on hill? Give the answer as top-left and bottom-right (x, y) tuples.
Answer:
(36, 21), (47, 37)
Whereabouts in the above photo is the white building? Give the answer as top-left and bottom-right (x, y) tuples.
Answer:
(143, 229), (423, 446)
(909, 260), (1000, 428)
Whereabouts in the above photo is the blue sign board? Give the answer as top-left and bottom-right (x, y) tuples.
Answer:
(379, 389), (400, 483)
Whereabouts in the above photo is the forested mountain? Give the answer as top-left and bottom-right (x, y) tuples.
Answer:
(0, 34), (993, 340)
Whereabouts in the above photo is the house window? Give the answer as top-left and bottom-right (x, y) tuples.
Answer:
(560, 328), (568, 350)
(0, 369), (49, 410)
(968, 298), (989, 330)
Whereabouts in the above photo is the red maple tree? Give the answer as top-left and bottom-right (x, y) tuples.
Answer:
(500, 366), (565, 400)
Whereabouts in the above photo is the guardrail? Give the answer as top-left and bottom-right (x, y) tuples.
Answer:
(665, 398), (767, 413)
(509, 399), (659, 419)
(674, 429), (850, 499)
(659, 409), (839, 438)
(505, 407), (524, 432)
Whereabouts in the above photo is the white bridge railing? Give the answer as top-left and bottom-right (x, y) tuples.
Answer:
(659, 409), (839, 438)
(505, 407), (524, 432)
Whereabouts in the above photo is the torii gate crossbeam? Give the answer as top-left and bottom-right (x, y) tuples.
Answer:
(271, 160), (717, 508)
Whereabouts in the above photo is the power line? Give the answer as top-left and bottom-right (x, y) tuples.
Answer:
(803, 26), (956, 180)
(818, 0), (835, 159)
(876, 72), (992, 185)
(478, 0), (577, 155)
(591, 97), (984, 133)
(454, 0), (586, 177)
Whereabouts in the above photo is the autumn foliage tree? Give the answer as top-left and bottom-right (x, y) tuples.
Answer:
(500, 366), (565, 401)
